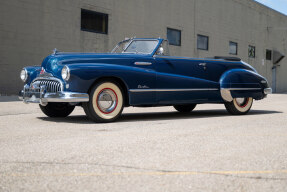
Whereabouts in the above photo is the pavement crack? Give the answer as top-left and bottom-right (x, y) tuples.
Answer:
(0, 112), (40, 117)
(208, 172), (287, 181)
(0, 161), (161, 172)
(1, 161), (287, 180)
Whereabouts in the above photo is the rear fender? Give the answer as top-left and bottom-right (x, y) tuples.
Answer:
(219, 69), (268, 101)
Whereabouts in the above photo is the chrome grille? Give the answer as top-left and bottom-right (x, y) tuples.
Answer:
(31, 79), (62, 93)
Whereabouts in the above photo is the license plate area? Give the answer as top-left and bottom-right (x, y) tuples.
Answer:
(23, 86), (45, 103)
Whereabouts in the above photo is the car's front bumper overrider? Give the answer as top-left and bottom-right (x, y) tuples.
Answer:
(19, 85), (89, 106)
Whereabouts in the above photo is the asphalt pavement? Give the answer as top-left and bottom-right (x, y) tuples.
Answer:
(0, 94), (286, 192)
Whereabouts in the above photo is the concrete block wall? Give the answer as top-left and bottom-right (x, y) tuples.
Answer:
(0, 0), (286, 94)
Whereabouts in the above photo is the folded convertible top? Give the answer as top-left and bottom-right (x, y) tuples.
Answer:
(208, 56), (242, 61)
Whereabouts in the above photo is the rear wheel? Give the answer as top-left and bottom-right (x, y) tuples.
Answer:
(39, 103), (75, 117)
(83, 81), (124, 123)
(224, 97), (253, 115)
(174, 104), (197, 113)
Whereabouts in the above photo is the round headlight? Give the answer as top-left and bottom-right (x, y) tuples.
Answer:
(61, 65), (70, 81)
(20, 68), (28, 82)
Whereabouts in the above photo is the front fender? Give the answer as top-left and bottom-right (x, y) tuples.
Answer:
(219, 69), (269, 101)
(24, 66), (41, 84)
(64, 63), (156, 94)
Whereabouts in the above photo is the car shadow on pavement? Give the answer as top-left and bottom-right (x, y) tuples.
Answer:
(37, 109), (282, 124)
(38, 115), (94, 124)
(118, 109), (282, 122)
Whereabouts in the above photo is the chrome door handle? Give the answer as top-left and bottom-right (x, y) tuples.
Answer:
(199, 63), (207, 70)
(134, 62), (152, 66)
(199, 63), (206, 67)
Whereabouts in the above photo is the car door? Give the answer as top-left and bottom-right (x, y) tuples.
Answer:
(128, 56), (157, 105)
(154, 55), (218, 104)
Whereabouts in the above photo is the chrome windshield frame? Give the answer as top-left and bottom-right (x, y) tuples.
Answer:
(111, 38), (162, 55)
(123, 39), (159, 54)
(111, 38), (133, 53)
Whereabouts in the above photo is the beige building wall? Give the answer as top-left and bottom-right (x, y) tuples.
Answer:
(0, 0), (286, 94)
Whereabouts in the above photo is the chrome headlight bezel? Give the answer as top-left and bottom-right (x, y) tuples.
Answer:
(61, 65), (70, 81)
(20, 68), (28, 82)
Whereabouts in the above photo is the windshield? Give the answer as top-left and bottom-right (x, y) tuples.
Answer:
(124, 40), (158, 54)
(111, 39), (131, 53)
(111, 39), (159, 54)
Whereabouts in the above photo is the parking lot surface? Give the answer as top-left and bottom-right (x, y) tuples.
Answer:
(0, 94), (287, 192)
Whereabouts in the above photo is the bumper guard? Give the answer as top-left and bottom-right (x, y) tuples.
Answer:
(19, 85), (89, 106)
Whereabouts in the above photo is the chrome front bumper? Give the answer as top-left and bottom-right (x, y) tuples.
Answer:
(19, 85), (89, 106)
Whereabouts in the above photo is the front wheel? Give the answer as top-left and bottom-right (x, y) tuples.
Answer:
(39, 103), (75, 117)
(83, 81), (124, 123)
(224, 97), (253, 115)
(174, 104), (197, 113)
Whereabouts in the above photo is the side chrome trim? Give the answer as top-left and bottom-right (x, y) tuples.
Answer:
(222, 88), (262, 91)
(134, 62), (152, 66)
(129, 88), (218, 93)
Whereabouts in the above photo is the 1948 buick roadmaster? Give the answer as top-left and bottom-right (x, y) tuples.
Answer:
(19, 38), (272, 123)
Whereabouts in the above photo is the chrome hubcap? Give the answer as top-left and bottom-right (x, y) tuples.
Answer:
(97, 89), (117, 113)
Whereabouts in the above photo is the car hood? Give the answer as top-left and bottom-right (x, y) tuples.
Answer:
(41, 52), (146, 77)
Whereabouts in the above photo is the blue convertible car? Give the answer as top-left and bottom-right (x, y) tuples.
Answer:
(19, 38), (272, 122)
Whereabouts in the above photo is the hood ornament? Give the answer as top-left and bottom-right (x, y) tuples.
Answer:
(52, 48), (58, 55)
(40, 67), (45, 75)
(39, 67), (53, 77)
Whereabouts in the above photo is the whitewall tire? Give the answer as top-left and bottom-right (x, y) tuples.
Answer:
(83, 81), (124, 123)
(224, 97), (253, 115)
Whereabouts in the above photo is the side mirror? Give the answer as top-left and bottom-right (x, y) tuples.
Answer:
(157, 47), (164, 55)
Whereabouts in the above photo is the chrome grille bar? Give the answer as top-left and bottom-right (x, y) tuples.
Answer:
(31, 79), (62, 93)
